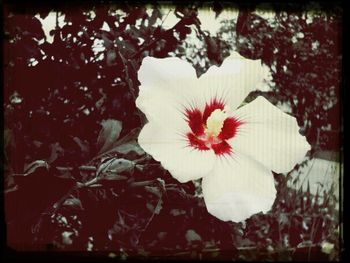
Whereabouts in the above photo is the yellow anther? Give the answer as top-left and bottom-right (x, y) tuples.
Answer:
(205, 109), (227, 137)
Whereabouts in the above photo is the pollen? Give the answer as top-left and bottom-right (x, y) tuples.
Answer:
(205, 109), (228, 137)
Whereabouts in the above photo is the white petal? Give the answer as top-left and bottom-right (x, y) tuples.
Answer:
(138, 121), (216, 183)
(202, 153), (276, 222)
(137, 56), (197, 86)
(136, 56), (201, 130)
(230, 96), (311, 173)
(198, 51), (270, 112)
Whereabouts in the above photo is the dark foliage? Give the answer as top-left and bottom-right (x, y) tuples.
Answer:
(3, 1), (341, 260)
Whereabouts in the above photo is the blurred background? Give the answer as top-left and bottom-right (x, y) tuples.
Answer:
(3, 1), (342, 261)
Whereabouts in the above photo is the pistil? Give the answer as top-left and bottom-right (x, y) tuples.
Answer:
(204, 109), (228, 137)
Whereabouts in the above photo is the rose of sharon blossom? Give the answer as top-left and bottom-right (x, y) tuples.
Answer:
(136, 52), (310, 222)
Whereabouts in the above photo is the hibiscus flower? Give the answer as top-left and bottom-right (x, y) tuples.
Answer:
(136, 52), (310, 222)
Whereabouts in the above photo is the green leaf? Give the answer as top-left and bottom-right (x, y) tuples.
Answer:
(153, 198), (163, 215)
(103, 174), (128, 181)
(63, 197), (84, 210)
(97, 119), (123, 154)
(113, 140), (145, 159)
(23, 160), (49, 176)
(113, 128), (140, 146)
(169, 209), (186, 216)
(185, 229), (202, 243)
(97, 158), (135, 177)
(144, 185), (162, 198)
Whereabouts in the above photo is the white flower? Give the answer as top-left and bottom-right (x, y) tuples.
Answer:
(136, 52), (310, 222)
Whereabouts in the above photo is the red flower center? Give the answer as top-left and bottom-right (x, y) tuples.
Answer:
(184, 98), (242, 156)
